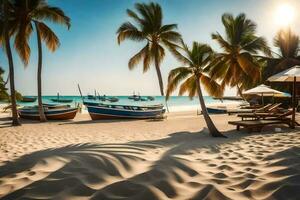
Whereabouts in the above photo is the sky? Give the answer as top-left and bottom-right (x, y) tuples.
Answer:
(1, 0), (300, 96)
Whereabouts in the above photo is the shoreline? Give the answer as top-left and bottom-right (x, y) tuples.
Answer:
(0, 100), (245, 115)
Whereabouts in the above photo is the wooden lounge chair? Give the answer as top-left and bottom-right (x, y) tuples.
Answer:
(237, 109), (291, 121)
(259, 103), (282, 113)
(227, 103), (274, 115)
(228, 119), (292, 132)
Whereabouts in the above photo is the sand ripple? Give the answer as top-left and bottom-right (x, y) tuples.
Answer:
(0, 124), (300, 199)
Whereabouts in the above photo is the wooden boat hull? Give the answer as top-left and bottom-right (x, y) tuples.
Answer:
(51, 99), (73, 103)
(18, 108), (77, 120)
(20, 97), (37, 103)
(43, 104), (71, 109)
(86, 105), (165, 120)
(206, 107), (227, 114)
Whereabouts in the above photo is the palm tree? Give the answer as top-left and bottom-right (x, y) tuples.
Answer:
(1, 0), (20, 126)
(210, 13), (270, 96)
(117, 2), (181, 96)
(166, 41), (225, 137)
(263, 28), (300, 80)
(12, 0), (70, 122)
(0, 67), (10, 101)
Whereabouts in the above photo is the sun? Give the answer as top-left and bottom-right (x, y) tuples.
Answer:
(274, 4), (295, 27)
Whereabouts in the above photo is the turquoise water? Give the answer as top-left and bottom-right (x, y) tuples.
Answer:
(13, 96), (239, 111)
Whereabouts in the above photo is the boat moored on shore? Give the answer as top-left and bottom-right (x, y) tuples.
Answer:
(84, 102), (165, 120)
(18, 107), (78, 120)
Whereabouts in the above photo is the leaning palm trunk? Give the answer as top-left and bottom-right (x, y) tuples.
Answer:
(35, 22), (46, 122)
(154, 56), (164, 96)
(3, 0), (20, 126)
(237, 85), (246, 101)
(196, 77), (226, 137)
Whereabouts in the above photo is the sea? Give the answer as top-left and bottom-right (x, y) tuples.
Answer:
(9, 96), (244, 112)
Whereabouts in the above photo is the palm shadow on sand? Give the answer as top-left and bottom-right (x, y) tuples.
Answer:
(0, 129), (299, 200)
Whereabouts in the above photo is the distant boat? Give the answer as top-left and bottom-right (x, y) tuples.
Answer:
(108, 97), (119, 102)
(85, 103), (165, 120)
(43, 103), (71, 109)
(98, 96), (106, 101)
(128, 91), (140, 100)
(20, 96), (37, 103)
(128, 95), (139, 100)
(147, 96), (155, 101)
(87, 95), (96, 100)
(140, 97), (148, 101)
(51, 98), (73, 103)
(205, 107), (227, 114)
(51, 93), (73, 103)
(18, 107), (78, 120)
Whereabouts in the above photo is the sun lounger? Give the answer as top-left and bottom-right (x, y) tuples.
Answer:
(238, 110), (292, 121)
(227, 103), (275, 115)
(228, 119), (292, 132)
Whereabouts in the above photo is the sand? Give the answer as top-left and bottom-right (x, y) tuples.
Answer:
(0, 106), (300, 200)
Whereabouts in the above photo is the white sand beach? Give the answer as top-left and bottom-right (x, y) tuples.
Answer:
(0, 107), (299, 200)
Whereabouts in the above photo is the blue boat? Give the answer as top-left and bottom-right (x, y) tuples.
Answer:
(206, 107), (227, 114)
(84, 103), (165, 120)
(18, 107), (78, 120)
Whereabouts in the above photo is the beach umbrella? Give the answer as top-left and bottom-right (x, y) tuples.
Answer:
(268, 65), (300, 128)
(243, 84), (284, 105)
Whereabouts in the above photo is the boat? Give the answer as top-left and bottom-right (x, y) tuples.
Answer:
(206, 107), (227, 114)
(18, 107), (77, 120)
(87, 95), (96, 100)
(140, 97), (148, 101)
(108, 97), (119, 102)
(147, 96), (155, 101)
(84, 103), (165, 120)
(51, 93), (73, 103)
(98, 96), (106, 101)
(43, 103), (71, 109)
(20, 96), (37, 103)
(128, 91), (141, 101)
(51, 98), (73, 103)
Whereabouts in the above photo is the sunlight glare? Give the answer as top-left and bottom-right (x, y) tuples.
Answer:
(274, 3), (295, 27)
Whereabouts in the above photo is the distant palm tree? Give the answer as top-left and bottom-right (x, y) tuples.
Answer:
(210, 13), (270, 96)
(117, 2), (181, 96)
(166, 41), (225, 137)
(12, 0), (70, 121)
(1, 0), (20, 125)
(263, 28), (300, 80)
(0, 67), (10, 101)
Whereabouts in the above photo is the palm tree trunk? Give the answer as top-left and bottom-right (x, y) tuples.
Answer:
(35, 21), (47, 122)
(237, 85), (246, 101)
(196, 77), (226, 138)
(154, 56), (164, 96)
(3, 0), (20, 126)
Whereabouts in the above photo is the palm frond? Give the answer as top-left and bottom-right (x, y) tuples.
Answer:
(237, 52), (260, 79)
(14, 21), (33, 66)
(117, 22), (145, 44)
(126, 9), (143, 26)
(200, 74), (224, 97)
(33, 6), (71, 29)
(128, 43), (149, 71)
(36, 21), (60, 52)
(178, 76), (196, 99)
(211, 32), (232, 53)
(159, 24), (177, 33)
(166, 67), (191, 100)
